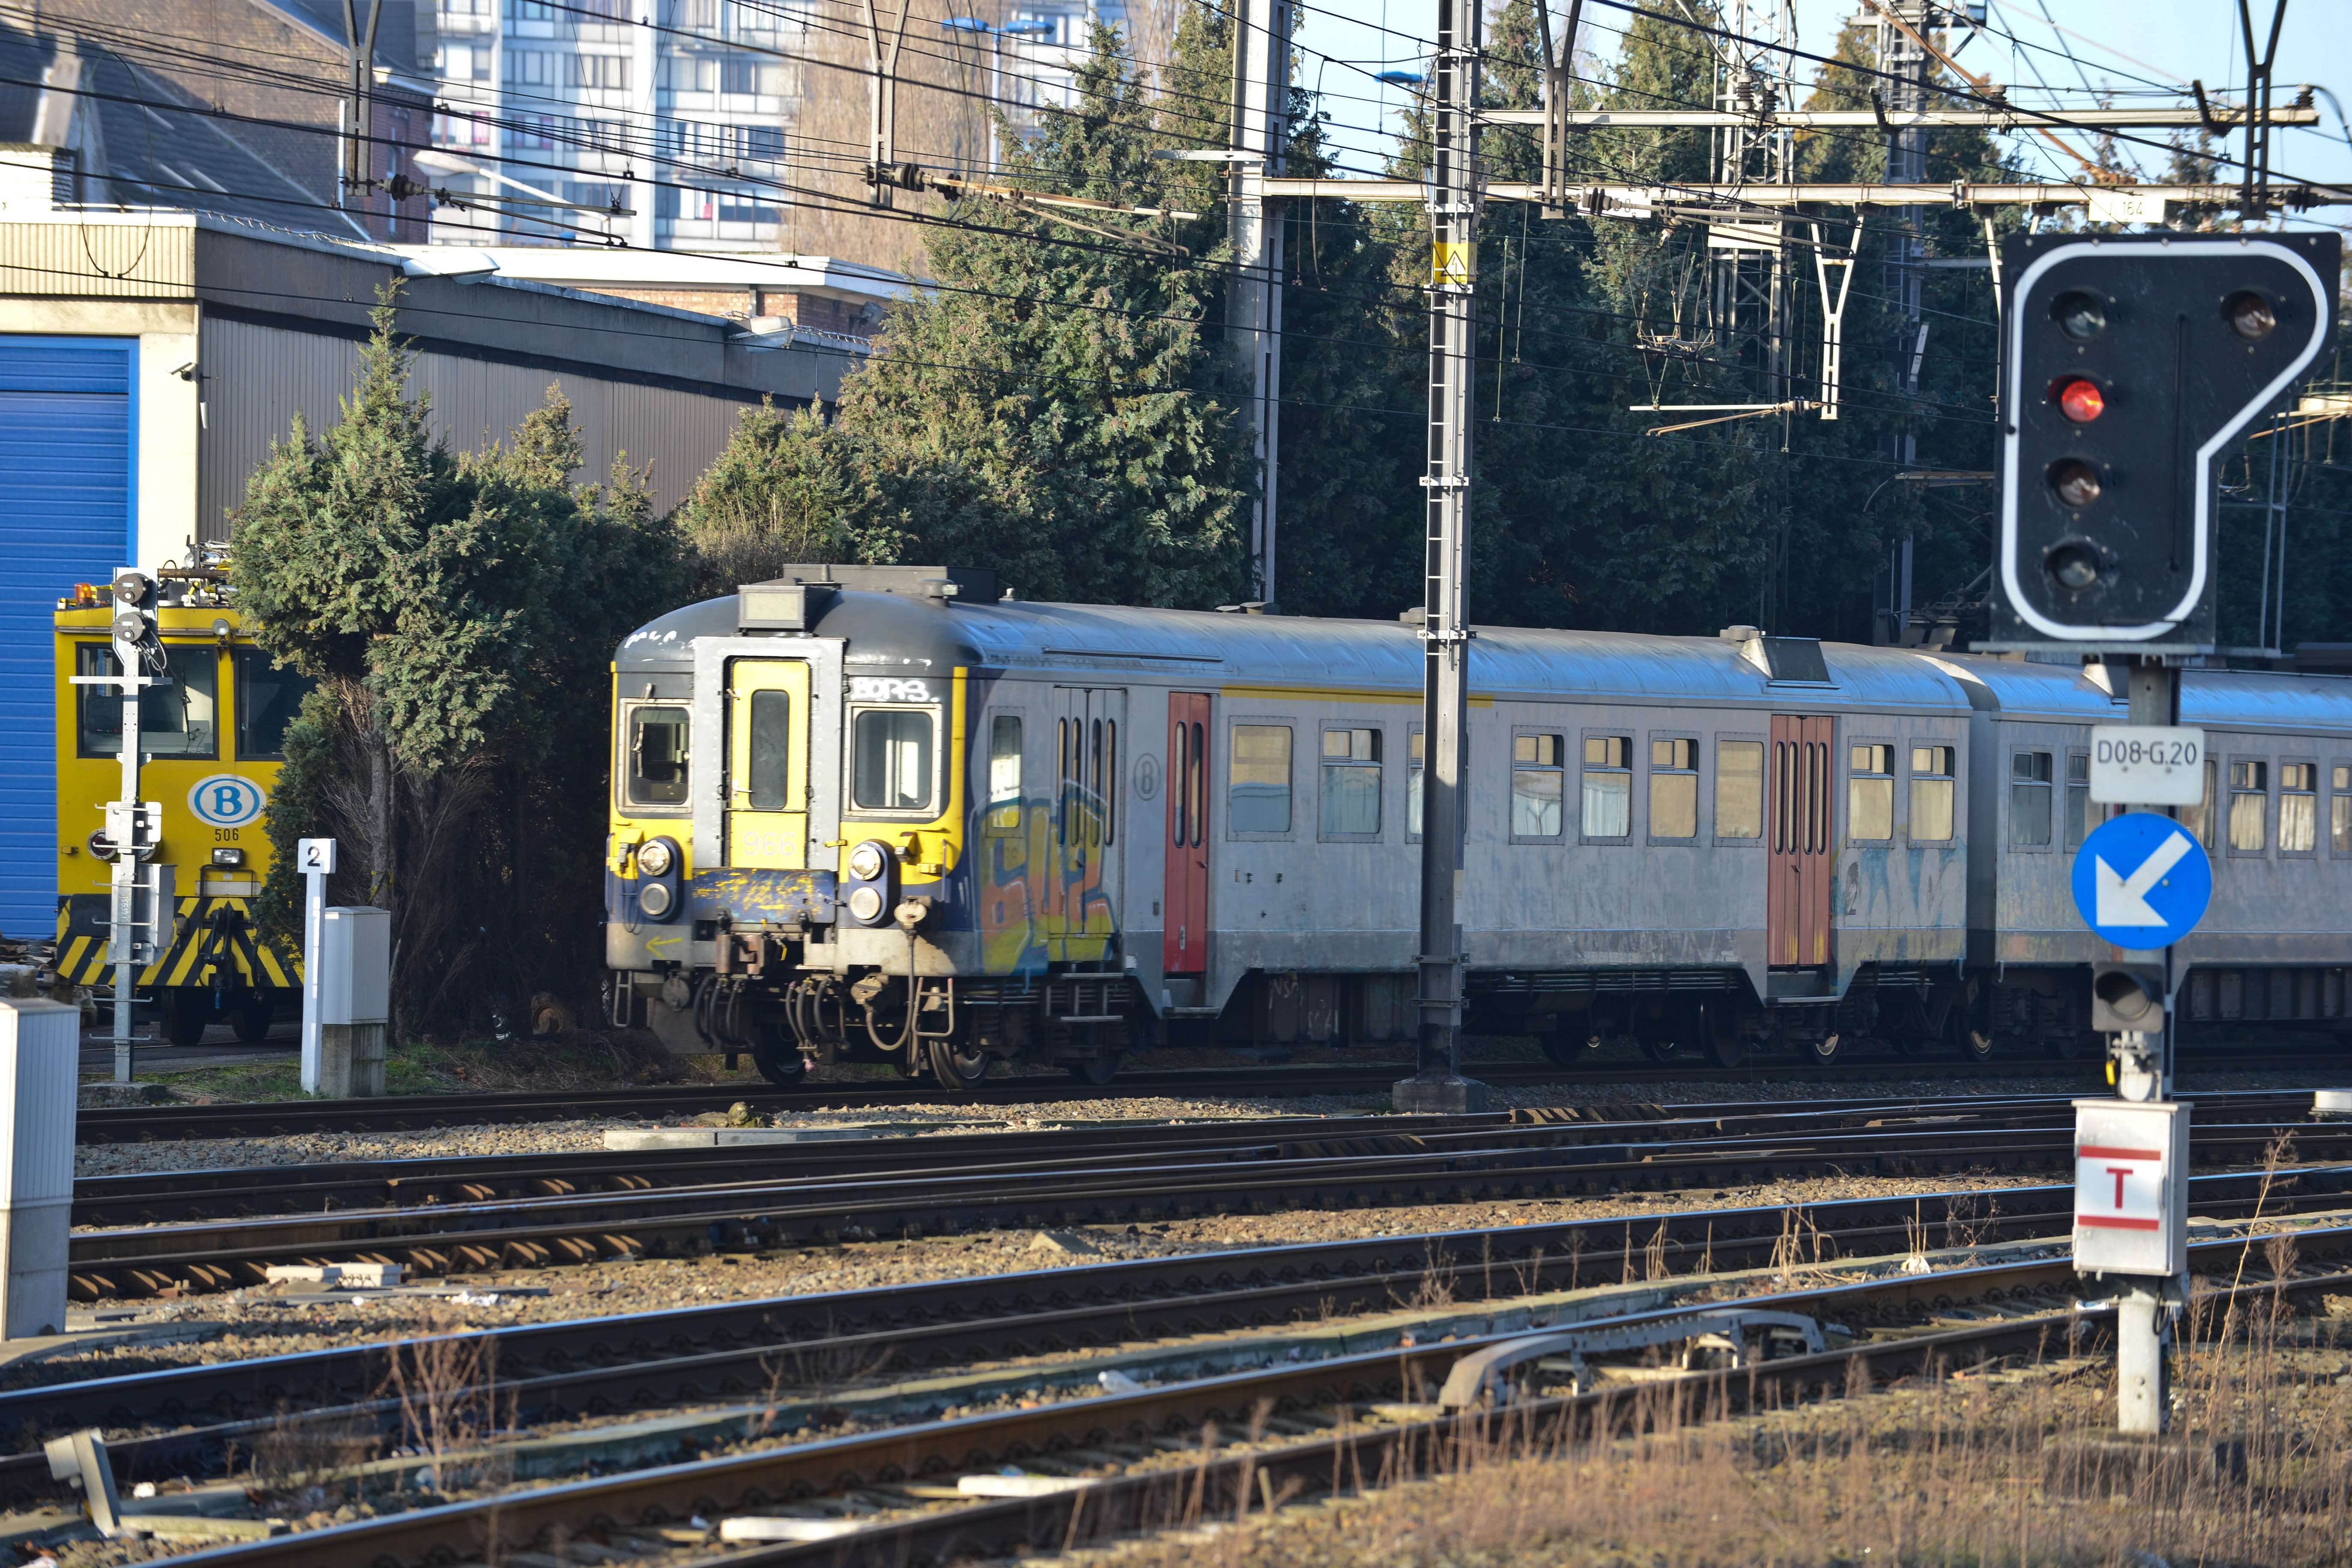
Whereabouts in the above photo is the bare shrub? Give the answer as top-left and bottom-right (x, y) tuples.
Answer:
(378, 1314), (506, 1493)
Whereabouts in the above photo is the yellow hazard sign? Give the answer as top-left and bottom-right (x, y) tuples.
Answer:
(1432, 241), (1475, 287)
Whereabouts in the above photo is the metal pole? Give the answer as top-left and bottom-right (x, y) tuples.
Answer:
(1228, 0), (1290, 606)
(106, 621), (151, 1085)
(1395, 0), (1487, 1115)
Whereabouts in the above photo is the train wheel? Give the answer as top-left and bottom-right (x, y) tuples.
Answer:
(1697, 999), (1745, 1069)
(162, 990), (212, 1049)
(1065, 1053), (1122, 1087)
(749, 1037), (807, 1087)
(1807, 1032), (1841, 1067)
(232, 996), (275, 1044)
(1538, 1029), (1597, 1068)
(1950, 1008), (1996, 1062)
(1641, 1036), (1684, 1064)
(928, 1037), (994, 1092)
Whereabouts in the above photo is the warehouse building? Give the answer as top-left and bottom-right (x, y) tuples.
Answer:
(0, 170), (868, 939)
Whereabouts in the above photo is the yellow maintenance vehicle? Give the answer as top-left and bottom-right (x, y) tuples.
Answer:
(51, 569), (312, 1047)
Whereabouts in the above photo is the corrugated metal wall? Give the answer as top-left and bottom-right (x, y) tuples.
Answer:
(198, 315), (765, 538)
(0, 336), (134, 941)
(0, 223), (194, 300)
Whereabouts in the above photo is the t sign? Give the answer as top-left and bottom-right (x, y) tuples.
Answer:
(2072, 1099), (2189, 1278)
(298, 838), (338, 876)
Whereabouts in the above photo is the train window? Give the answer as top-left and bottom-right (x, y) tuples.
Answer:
(1088, 718), (1104, 847)
(1188, 721), (1206, 846)
(75, 643), (218, 759)
(1229, 724), (1292, 834)
(852, 709), (936, 813)
(2280, 763), (2317, 855)
(986, 715), (1022, 832)
(2065, 750), (2092, 850)
(1715, 739), (1763, 839)
(2181, 759), (2220, 849)
(1649, 738), (1697, 839)
(1321, 727), (1382, 838)
(2334, 765), (2352, 855)
(2009, 751), (2052, 847)
(1104, 720), (1118, 846)
(625, 704), (691, 810)
(2228, 760), (2268, 854)
(1581, 735), (1631, 839)
(1407, 729), (1424, 840)
(1512, 733), (1564, 839)
(1847, 744), (1894, 841)
(745, 690), (792, 810)
(1909, 745), (1955, 842)
(233, 648), (315, 761)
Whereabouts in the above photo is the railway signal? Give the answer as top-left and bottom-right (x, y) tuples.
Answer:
(1994, 232), (2339, 646)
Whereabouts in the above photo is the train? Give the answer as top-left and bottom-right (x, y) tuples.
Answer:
(602, 564), (2352, 1091)
(50, 571), (309, 1046)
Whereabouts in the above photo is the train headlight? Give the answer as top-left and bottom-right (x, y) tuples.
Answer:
(846, 885), (885, 923)
(211, 847), (244, 867)
(637, 880), (675, 919)
(636, 838), (674, 877)
(847, 841), (888, 882)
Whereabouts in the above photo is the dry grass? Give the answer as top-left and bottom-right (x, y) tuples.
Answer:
(378, 1311), (509, 1493)
(1098, 1292), (2352, 1568)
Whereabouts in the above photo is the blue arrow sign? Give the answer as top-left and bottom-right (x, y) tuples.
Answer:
(2071, 811), (2212, 949)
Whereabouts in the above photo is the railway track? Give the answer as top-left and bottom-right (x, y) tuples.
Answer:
(69, 1049), (2338, 1143)
(89, 1217), (2352, 1568)
(18, 1165), (2352, 1494)
(64, 1096), (2351, 1299)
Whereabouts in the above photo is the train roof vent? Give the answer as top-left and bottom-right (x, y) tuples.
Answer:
(1720, 626), (1831, 685)
(757, 564), (1001, 605)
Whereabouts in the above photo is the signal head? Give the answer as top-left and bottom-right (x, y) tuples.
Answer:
(2047, 458), (2103, 510)
(2050, 290), (2107, 342)
(2224, 289), (2277, 341)
(2053, 377), (2106, 423)
(2046, 542), (2102, 592)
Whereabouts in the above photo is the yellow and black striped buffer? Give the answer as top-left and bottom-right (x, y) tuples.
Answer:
(54, 895), (298, 990)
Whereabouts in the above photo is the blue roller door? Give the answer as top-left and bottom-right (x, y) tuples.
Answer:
(0, 337), (136, 941)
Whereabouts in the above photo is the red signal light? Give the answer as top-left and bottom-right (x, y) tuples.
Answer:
(2055, 377), (2105, 423)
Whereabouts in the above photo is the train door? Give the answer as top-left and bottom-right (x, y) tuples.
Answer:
(724, 658), (811, 868)
(1050, 686), (1125, 961)
(1768, 713), (1833, 968)
(1164, 692), (1210, 975)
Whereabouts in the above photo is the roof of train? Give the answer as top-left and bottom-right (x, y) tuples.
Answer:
(617, 592), (2352, 733)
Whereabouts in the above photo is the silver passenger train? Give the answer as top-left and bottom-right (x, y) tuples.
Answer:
(603, 565), (2352, 1089)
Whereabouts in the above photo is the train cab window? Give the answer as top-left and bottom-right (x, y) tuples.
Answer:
(2063, 751), (2093, 850)
(233, 648), (315, 760)
(2280, 763), (2317, 855)
(2009, 751), (2053, 847)
(1320, 727), (1382, 838)
(624, 704), (691, 810)
(1909, 746), (1956, 842)
(745, 691), (792, 810)
(1229, 724), (1292, 834)
(1847, 744), (1894, 841)
(1649, 738), (1698, 839)
(75, 643), (218, 759)
(852, 709), (936, 813)
(1715, 739), (1763, 839)
(2228, 760), (2268, 854)
(2334, 765), (2352, 855)
(1581, 735), (1632, 839)
(1512, 733), (1564, 839)
(986, 715), (1022, 832)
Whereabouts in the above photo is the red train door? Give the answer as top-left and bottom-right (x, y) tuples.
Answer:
(1768, 714), (1834, 969)
(1164, 693), (1210, 975)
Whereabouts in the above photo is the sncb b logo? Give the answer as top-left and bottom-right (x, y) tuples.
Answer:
(188, 775), (267, 828)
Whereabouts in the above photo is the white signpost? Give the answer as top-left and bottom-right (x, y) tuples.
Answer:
(2088, 725), (2206, 806)
(296, 838), (336, 1095)
(2072, 1099), (2190, 1434)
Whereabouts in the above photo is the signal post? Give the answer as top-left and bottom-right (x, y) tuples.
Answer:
(1991, 231), (2339, 1432)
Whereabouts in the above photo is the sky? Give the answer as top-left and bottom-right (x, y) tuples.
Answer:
(1288, 0), (2352, 220)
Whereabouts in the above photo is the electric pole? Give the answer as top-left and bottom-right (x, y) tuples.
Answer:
(1396, 0), (1488, 1115)
(1228, 0), (1292, 606)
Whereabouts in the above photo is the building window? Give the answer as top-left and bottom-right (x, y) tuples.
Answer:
(1319, 727), (1381, 837)
(1512, 733), (1564, 838)
(2281, 762), (2317, 854)
(1649, 737), (1697, 839)
(2228, 760), (2268, 853)
(2010, 751), (2052, 847)
(569, 53), (632, 90)
(721, 56), (759, 94)
(1582, 735), (1631, 839)
(622, 703), (690, 812)
(501, 49), (553, 85)
(511, 114), (557, 150)
(2065, 749), (2093, 849)
(2334, 765), (2352, 855)
(1909, 745), (1956, 842)
(1715, 739), (1763, 839)
(851, 708), (936, 813)
(745, 125), (786, 159)
(1847, 743), (1894, 841)
(1230, 724), (1291, 834)
(718, 199), (782, 223)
